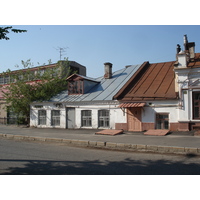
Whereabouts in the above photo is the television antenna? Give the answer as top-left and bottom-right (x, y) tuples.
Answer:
(54, 46), (69, 60)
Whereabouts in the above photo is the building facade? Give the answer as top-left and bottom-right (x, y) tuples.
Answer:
(0, 61), (86, 124)
(28, 35), (200, 132)
(114, 35), (200, 132)
(30, 63), (143, 129)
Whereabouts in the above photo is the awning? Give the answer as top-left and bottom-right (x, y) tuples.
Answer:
(118, 102), (145, 108)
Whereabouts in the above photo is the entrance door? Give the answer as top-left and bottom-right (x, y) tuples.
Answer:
(66, 107), (75, 129)
(127, 107), (142, 131)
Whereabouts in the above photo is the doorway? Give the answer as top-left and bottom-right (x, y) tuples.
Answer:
(66, 107), (75, 129)
(127, 107), (142, 131)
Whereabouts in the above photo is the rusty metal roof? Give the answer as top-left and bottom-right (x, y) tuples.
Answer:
(188, 53), (200, 68)
(114, 61), (177, 101)
(119, 102), (145, 108)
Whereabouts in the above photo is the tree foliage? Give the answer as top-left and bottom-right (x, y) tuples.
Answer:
(1, 59), (71, 124)
(0, 26), (27, 40)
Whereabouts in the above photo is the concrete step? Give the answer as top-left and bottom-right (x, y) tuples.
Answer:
(95, 129), (123, 136)
(144, 129), (169, 136)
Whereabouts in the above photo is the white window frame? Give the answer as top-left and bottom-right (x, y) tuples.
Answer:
(98, 110), (110, 128)
(51, 110), (60, 126)
(81, 110), (92, 127)
(38, 110), (46, 125)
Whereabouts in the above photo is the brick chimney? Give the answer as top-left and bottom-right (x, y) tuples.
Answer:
(104, 62), (112, 79)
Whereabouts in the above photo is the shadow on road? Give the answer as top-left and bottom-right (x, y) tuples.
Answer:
(1, 156), (200, 175)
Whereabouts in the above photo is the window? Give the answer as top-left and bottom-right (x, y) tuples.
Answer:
(156, 113), (169, 129)
(38, 110), (46, 125)
(98, 110), (110, 128)
(68, 80), (83, 94)
(81, 110), (92, 127)
(193, 92), (200, 119)
(4, 76), (10, 84)
(0, 77), (4, 84)
(51, 110), (60, 126)
(28, 71), (36, 81)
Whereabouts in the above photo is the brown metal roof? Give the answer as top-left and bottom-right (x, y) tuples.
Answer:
(114, 61), (177, 101)
(119, 102), (145, 108)
(188, 53), (200, 68)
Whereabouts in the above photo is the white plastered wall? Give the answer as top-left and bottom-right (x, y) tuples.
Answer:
(75, 104), (126, 129)
(142, 101), (179, 124)
(30, 103), (66, 129)
(30, 102), (126, 129)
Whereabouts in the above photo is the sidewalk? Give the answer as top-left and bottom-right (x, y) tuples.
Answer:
(1, 125), (200, 155)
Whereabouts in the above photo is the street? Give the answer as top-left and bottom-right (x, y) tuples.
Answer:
(0, 138), (200, 175)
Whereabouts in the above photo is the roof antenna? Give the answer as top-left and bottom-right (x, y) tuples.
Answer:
(54, 46), (69, 60)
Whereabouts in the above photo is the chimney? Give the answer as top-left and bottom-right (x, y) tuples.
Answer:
(176, 51), (189, 68)
(104, 62), (112, 79)
(184, 34), (188, 51)
(188, 42), (195, 60)
(176, 44), (181, 54)
(176, 44), (181, 60)
(175, 35), (196, 67)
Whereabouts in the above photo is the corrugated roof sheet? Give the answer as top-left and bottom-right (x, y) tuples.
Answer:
(119, 102), (145, 108)
(114, 61), (178, 101)
(188, 53), (200, 68)
(49, 64), (142, 103)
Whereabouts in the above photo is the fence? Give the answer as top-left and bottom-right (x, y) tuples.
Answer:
(0, 117), (29, 125)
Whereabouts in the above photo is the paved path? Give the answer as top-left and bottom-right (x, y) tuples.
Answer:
(1, 125), (200, 155)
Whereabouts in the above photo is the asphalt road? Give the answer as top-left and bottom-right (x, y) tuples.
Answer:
(0, 138), (200, 175)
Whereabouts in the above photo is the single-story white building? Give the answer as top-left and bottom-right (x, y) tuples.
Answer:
(30, 62), (143, 129)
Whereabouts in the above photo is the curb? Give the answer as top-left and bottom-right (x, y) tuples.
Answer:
(0, 133), (199, 155)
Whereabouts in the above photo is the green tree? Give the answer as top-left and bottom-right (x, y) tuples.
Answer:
(2, 59), (71, 125)
(0, 26), (27, 40)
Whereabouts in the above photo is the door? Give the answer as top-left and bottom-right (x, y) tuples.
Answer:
(127, 107), (142, 131)
(66, 107), (75, 129)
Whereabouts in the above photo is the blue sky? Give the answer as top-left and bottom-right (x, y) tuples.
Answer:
(1, 25), (200, 78)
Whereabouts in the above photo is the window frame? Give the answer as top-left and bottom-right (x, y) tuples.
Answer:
(81, 110), (92, 127)
(193, 92), (200, 119)
(156, 113), (169, 130)
(98, 110), (110, 128)
(51, 110), (61, 126)
(38, 110), (47, 125)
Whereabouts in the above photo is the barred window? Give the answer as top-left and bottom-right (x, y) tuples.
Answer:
(81, 110), (92, 127)
(51, 110), (60, 126)
(98, 110), (110, 128)
(38, 110), (46, 125)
